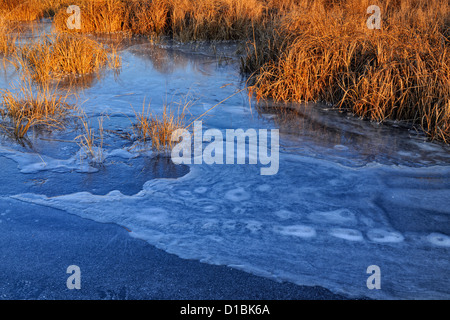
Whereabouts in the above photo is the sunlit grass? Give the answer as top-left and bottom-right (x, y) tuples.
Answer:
(0, 17), (17, 56)
(1, 0), (449, 142)
(243, 0), (450, 142)
(17, 33), (121, 84)
(0, 0), (66, 22)
(132, 98), (193, 151)
(0, 77), (75, 139)
(74, 113), (105, 162)
(53, 0), (265, 40)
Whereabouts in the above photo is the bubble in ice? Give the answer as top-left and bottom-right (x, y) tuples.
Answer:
(194, 187), (208, 194)
(334, 145), (349, 151)
(308, 209), (357, 225)
(274, 209), (296, 220)
(203, 205), (220, 213)
(225, 187), (251, 202)
(275, 225), (316, 238)
(367, 229), (404, 243)
(256, 184), (271, 192)
(426, 233), (450, 247)
(177, 190), (193, 197)
(329, 228), (364, 241)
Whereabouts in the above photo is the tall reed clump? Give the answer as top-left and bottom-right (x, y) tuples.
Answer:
(75, 113), (105, 162)
(0, 17), (17, 56)
(0, 0), (66, 21)
(244, 0), (450, 142)
(169, 0), (265, 41)
(53, 0), (169, 36)
(53, 0), (266, 40)
(0, 77), (75, 139)
(18, 33), (121, 83)
(133, 99), (191, 151)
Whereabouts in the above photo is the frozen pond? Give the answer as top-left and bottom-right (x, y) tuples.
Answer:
(1, 31), (449, 299)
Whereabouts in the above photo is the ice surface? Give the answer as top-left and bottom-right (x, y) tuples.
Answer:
(12, 155), (450, 299)
(2, 37), (450, 299)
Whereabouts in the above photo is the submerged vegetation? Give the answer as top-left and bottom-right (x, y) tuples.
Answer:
(0, 0), (449, 143)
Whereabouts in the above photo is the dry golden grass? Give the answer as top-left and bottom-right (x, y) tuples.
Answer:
(75, 113), (105, 161)
(2, 0), (449, 142)
(132, 98), (191, 151)
(0, 0), (66, 22)
(244, 0), (450, 142)
(53, 0), (266, 40)
(169, 0), (265, 41)
(53, 0), (165, 36)
(0, 76), (75, 139)
(17, 32), (121, 83)
(0, 17), (17, 56)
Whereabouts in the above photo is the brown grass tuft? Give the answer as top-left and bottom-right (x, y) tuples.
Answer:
(0, 77), (75, 139)
(53, 0), (265, 40)
(0, 17), (17, 56)
(133, 98), (191, 151)
(0, 0), (66, 22)
(17, 32), (121, 83)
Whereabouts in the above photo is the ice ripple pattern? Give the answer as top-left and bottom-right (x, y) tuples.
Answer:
(12, 152), (450, 300)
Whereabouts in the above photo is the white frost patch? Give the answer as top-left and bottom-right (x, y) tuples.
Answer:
(329, 228), (364, 241)
(0, 146), (98, 173)
(275, 225), (316, 238)
(367, 229), (404, 243)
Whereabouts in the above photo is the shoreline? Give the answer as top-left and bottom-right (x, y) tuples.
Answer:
(0, 197), (349, 300)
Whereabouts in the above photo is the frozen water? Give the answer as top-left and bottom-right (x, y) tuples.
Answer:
(1, 35), (450, 299)
(366, 229), (405, 243)
(329, 228), (364, 242)
(426, 233), (450, 247)
(274, 225), (317, 238)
